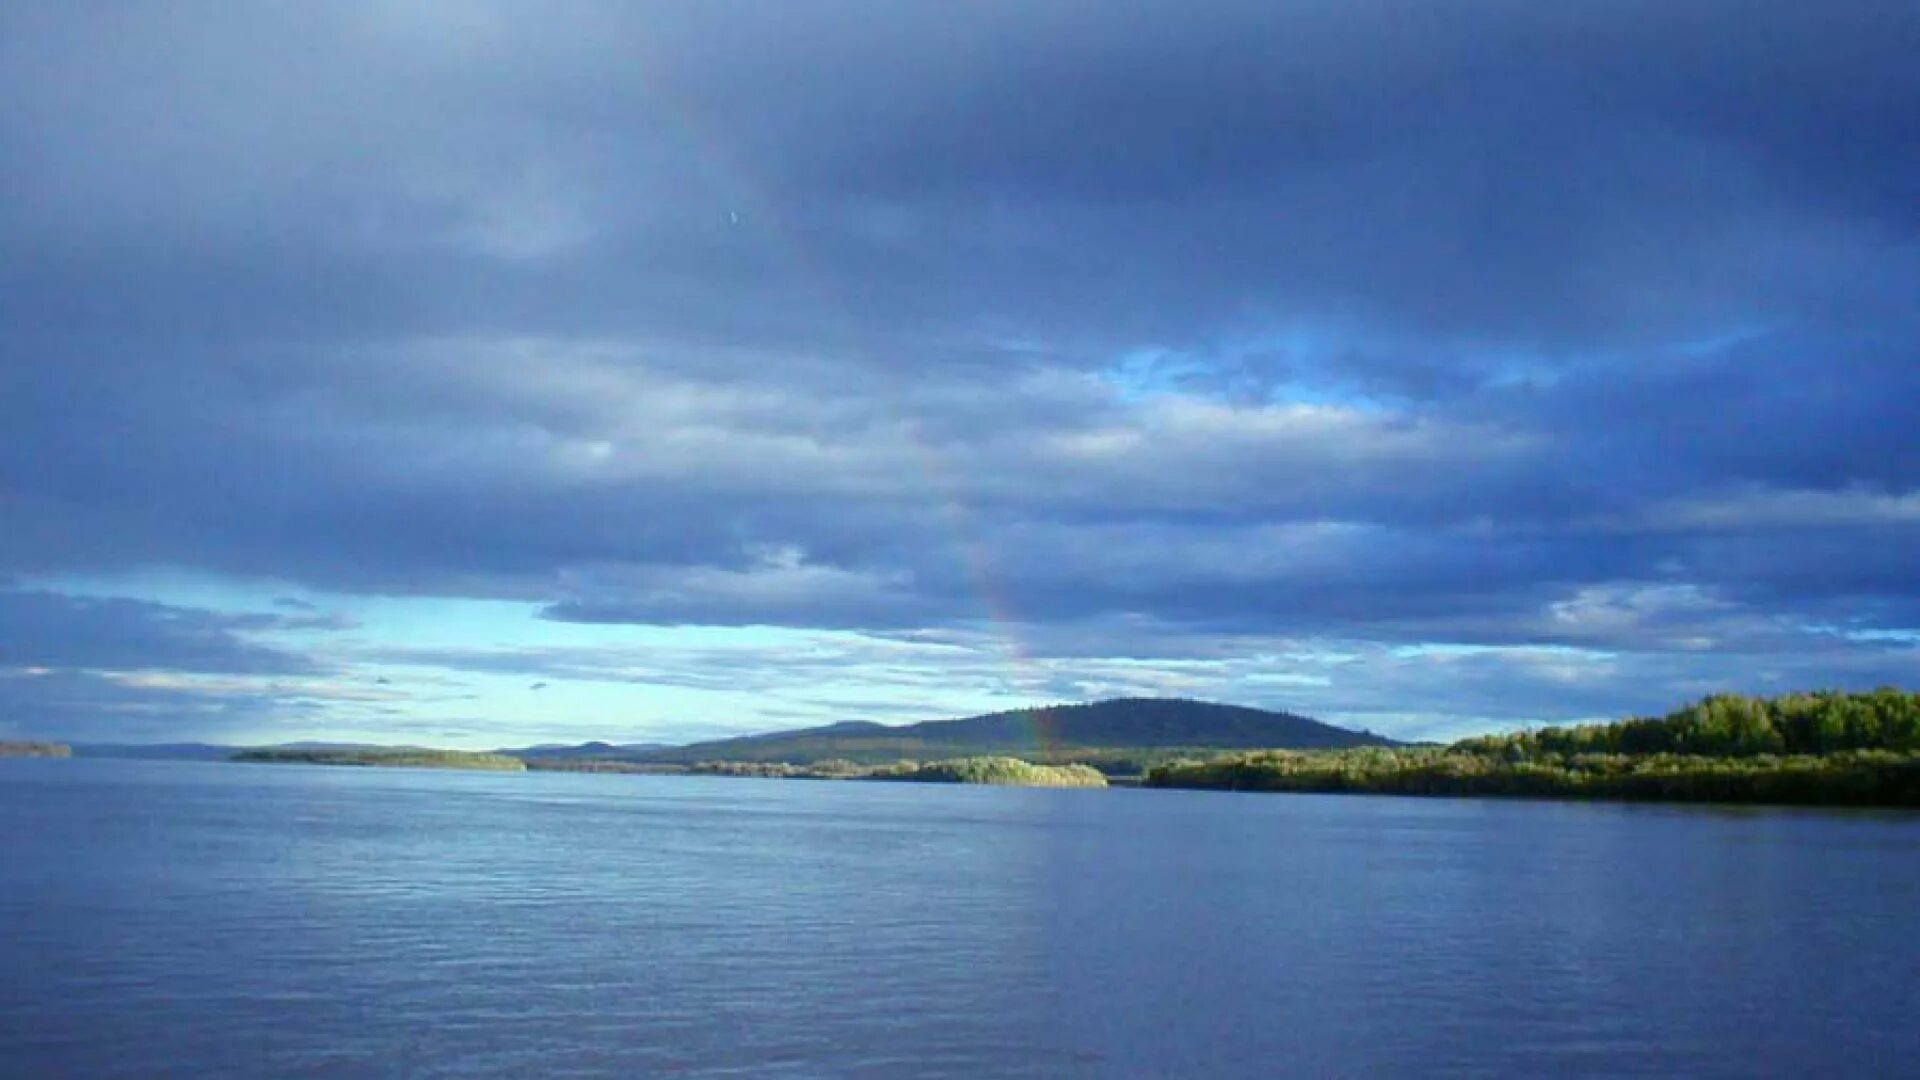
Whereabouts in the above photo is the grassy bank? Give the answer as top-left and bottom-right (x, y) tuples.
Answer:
(1146, 690), (1920, 807)
(869, 756), (1109, 787)
(677, 755), (1109, 787)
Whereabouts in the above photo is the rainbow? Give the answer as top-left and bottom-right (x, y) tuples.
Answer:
(626, 47), (1059, 756)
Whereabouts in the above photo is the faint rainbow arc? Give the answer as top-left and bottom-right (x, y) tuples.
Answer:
(625, 61), (1061, 757)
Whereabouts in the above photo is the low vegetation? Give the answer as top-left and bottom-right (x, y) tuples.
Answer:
(1146, 690), (1920, 807)
(524, 760), (686, 775)
(232, 748), (526, 771)
(868, 756), (1109, 787)
(676, 755), (1107, 786)
(686, 759), (867, 779)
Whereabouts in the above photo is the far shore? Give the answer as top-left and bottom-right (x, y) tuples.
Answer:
(0, 741), (72, 759)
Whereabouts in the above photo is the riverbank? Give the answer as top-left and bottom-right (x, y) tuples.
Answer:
(657, 755), (1108, 787)
(1147, 690), (1920, 807)
(1145, 747), (1920, 806)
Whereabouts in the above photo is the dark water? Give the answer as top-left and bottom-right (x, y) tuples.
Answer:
(3, 761), (1918, 1078)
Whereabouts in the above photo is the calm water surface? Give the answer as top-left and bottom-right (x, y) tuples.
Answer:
(3, 759), (1918, 1078)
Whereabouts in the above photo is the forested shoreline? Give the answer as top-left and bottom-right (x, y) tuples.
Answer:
(232, 748), (526, 771)
(24, 690), (1920, 804)
(1145, 690), (1920, 806)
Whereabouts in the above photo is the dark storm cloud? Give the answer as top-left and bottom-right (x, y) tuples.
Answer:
(0, 668), (275, 743)
(0, 665), (396, 745)
(0, 588), (325, 676)
(2, 1), (1917, 734)
(6, 1), (1917, 351)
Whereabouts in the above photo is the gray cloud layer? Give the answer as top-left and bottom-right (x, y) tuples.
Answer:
(3, 2), (1916, 738)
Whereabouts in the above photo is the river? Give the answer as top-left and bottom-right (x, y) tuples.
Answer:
(3, 759), (1916, 1077)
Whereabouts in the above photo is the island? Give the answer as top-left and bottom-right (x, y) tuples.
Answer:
(0, 741), (72, 758)
(231, 748), (526, 771)
(868, 757), (1108, 787)
(1145, 689), (1920, 807)
(511, 697), (1393, 778)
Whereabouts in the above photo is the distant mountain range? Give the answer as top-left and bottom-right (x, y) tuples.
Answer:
(498, 740), (671, 760)
(73, 740), (425, 761)
(72, 742), (239, 761)
(531, 698), (1395, 768)
(62, 698), (1392, 771)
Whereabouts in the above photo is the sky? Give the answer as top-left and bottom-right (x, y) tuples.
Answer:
(2, 1), (1917, 748)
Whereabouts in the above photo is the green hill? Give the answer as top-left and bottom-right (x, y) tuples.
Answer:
(578, 698), (1393, 771)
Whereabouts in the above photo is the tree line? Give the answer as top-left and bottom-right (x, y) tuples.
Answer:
(1452, 689), (1920, 758)
(1145, 689), (1920, 806)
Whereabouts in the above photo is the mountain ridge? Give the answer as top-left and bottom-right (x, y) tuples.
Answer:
(566, 697), (1395, 768)
(499, 740), (671, 760)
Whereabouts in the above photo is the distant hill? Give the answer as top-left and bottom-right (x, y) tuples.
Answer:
(587, 698), (1394, 770)
(498, 740), (671, 760)
(74, 741), (422, 761)
(72, 742), (238, 761)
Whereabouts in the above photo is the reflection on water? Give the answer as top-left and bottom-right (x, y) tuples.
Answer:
(2, 759), (1917, 1078)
